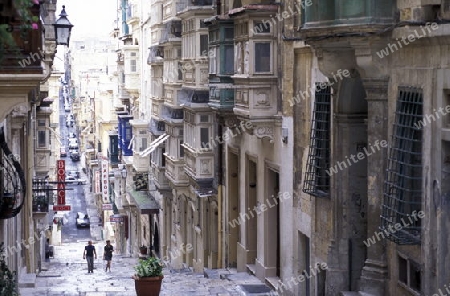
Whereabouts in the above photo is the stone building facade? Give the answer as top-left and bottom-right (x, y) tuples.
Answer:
(289, 0), (450, 295)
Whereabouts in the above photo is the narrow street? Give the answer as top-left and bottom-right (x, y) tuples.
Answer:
(18, 86), (273, 296)
(19, 177), (271, 295)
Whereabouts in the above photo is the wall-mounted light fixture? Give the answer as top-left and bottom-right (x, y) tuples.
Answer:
(282, 127), (288, 144)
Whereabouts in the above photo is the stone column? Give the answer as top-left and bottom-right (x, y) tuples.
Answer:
(358, 78), (389, 295)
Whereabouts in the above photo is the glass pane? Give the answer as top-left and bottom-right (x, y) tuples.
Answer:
(200, 128), (209, 147)
(38, 131), (46, 148)
(200, 35), (208, 56)
(255, 43), (271, 72)
(223, 45), (234, 75)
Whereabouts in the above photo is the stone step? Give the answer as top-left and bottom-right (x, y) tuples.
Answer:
(18, 267), (36, 288)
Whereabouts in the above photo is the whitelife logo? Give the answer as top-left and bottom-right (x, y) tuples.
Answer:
(363, 210), (425, 247)
(376, 22), (439, 59)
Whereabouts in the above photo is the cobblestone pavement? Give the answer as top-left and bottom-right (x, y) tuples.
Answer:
(18, 240), (275, 296)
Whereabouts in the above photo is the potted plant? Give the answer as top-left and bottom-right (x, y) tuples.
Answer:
(132, 256), (164, 296)
(139, 245), (148, 255)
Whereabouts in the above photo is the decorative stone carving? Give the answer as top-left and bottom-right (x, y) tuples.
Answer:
(253, 125), (274, 142)
(224, 116), (240, 128)
(242, 91), (249, 104)
(244, 41), (249, 74)
(235, 42), (242, 74)
(254, 90), (270, 106)
(200, 159), (211, 175)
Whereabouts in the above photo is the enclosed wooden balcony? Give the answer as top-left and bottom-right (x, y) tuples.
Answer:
(301, 0), (395, 35)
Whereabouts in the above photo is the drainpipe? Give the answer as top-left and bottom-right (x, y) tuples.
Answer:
(217, 120), (223, 268)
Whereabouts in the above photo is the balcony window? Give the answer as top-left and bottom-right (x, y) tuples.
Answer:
(139, 138), (148, 152)
(381, 87), (422, 245)
(200, 34), (208, 56)
(253, 21), (271, 34)
(38, 131), (46, 148)
(130, 52), (137, 72)
(302, 85), (331, 198)
(180, 140), (184, 158)
(161, 148), (166, 167)
(222, 45), (234, 75)
(200, 127), (209, 147)
(255, 42), (271, 73)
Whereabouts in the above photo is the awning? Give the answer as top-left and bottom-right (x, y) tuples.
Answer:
(128, 189), (160, 214)
(195, 188), (217, 198)
(139, 133), (170, 157)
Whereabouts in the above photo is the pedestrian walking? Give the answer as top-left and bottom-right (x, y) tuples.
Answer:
(103, 240), (114, 272)
(83, 240), (97, 273)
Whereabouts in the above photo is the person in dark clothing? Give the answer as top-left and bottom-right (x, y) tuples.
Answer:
(103, 240), (114, 272)
(83, 240), (97, 273)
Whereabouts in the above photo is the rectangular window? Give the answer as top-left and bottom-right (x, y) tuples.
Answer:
(381, 87), (422, 245)
(130, 60), (136, 72)
(140, 138), (147, 152)
(398, 256), (408, 284)
(38, 130), (46, 148)
(398, 255), (421, 293)
(224, 27), (234, 40)
(38, 119), (46, 127)
(130, 52), (137, 72)
(302, 85), (331, 198)
(161, 148), (166, 167)
(180, 140), (184, 158)
(200, 115), (209, 123)
(200, 34), (208, 56)
(200, 127), (209, 148)
(125, 127), (132, 141)
(255, 43), (271, 73)
(253, 21), (271, 34)
(222, 45), (234, 75)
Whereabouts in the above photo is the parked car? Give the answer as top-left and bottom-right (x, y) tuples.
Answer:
(65, 176), (86, 185)
(68, 138), (78, 145)
(66, 170), (81, 178)
(68, 142), (79, 150)
(60, 146), (67, 157)
(64, 105), (70, 112)
(76, 212), (90, 228)
(70, 151), (80, 161)
(68, 132), (77, 139)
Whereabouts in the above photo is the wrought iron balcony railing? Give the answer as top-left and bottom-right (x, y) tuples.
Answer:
(0, 128), (26, 219)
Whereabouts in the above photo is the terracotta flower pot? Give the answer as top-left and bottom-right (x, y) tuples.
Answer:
(133, 275), (164, 296)
(139, 246), (148, 255)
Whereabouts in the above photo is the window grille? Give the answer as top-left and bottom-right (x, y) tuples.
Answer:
(381, 87), (423, 245)
(302, 85), (331, 197)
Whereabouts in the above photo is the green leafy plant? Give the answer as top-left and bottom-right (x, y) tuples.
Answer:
(0, 0), (40, 60)
(0, 242), (18, 296)
(134, 257), (163, 278)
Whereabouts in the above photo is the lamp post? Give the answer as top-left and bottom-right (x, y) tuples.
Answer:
(53, 5), (73, 46)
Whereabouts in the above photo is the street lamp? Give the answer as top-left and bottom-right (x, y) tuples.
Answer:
(53, 5), (73, 46)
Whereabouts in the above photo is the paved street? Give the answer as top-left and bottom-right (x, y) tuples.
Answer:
(18, 240), (274, 296)
(19, 156), (275, 296)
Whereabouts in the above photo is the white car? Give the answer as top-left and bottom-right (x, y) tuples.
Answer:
(65, 176), (86, 185)
(68, 142), (79, 150)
